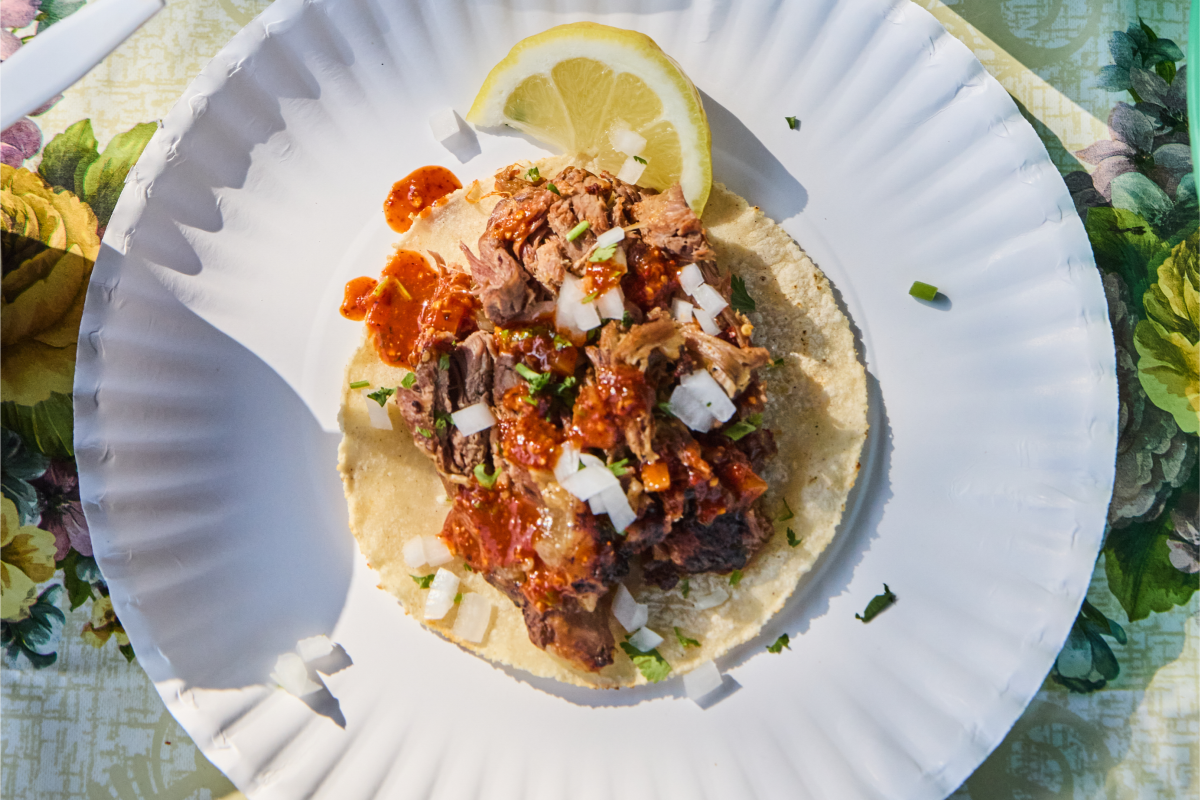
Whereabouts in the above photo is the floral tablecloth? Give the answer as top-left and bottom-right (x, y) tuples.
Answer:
(2, 1), (1196, 798)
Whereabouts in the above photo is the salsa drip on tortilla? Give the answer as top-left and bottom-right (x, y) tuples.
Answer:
(344, 163), (778, 672)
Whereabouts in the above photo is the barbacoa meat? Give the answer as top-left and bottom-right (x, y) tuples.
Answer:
(388, 162), (784, 673)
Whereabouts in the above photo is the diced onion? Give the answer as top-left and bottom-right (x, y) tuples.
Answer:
(597, 287), (625, 320)
(627, 626), (664, 653)
(428, 107), (462, 144)
(270, 652), (321, 697)
(451, 402), (495, 436)
(693, 283), (729, 316)
(689, 582), (729, 610)
(679, 264), (705, 295)
(361, 388), (393, 430)
(692, 306), (721, 335)
(588, 494), (606, 515)
(667, 383), (717, 432)
(595, 226), (626, 249)
(613, 584), (649, 633)
(680, 369), (737, 422)
(559, 463), (619, 501)
(554, 443), (580, 482)
(616, 157), (646, 185)
(683, 660), (724, 701)
(557, 274), (601, 334)
(422, 534), (454, 567)
(611, 126), (647, 157)
(579, 453), (606, 470)
(599, 484), (636, 532)
(424, 568), (460, 620)
(451, 593), (493, 643)
(295, 635), (334, 663)
(403, 536), (428, 568)
(672, 298), (695, 323)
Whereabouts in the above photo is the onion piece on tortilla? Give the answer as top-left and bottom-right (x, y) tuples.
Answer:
(360, 388), (393, 430)
(595, 226), (626, 249)
(422, 535), (454, 567)
(596, 287), (625, 320)
(424, 568), (460, 620)
(451, 593), (493, 643)
(627, 626), (664, 653)
(403, 536), (428, 568)
(616, 157), (646, 185)
(672, 298), (695, 324)
(610, 127), (646, 157)
(554, 442), (581, 482)
(612, 584), (649, 633)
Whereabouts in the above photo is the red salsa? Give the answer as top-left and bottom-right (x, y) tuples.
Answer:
(384, 166), (462, 234)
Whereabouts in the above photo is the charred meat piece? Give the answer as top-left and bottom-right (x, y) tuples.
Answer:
(634, 183), (714, 263)
(520, 593), (616, 671)
(644, 506), (773, 587)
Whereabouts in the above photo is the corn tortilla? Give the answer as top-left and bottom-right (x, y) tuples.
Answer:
(337, 158), (868, 688)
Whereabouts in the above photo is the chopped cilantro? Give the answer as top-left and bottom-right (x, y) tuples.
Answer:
(680, 578), (690, 598)
(724, 412), (763, 441)
(514, 363), (554, 394)
(417, 427), (434, 438)
(767, 633), (791, 653)
(411, 574), (435, 589)
(770, 357), (785, 368)
(546, 182), (560, 196)
(553, 375), (578, 401)
(656, 401), (675, 418)
(730, 274), (756, 313)
(454, 592), (463, 604)
(589, 243), (618, 262)
(349, 379), (370, 389)
(367, 386), (395, 406)
(786, 528), (801, 547)
(619, 641), (671, 683)
(778, 499), (795, 521)
(608, 459), (630, 477)
(856, 584), (897, 623)
(474, 463), (499, 488)
(632, 155), (647, 164)
(463, 563), (474, 572)
(552, 333), (573, 350)
(434, 411), (453, 431)
(401, 372), (417, 389)
(586, 328), (601, 344)
(525, 166), (540, 181)
(785, 116), (800, 130)
(581, 290), (601, 303)
(909, 281), (939, 301)
(566, 221), (590, 241)
(438, 353), (450, 371)
(621, 311), (633, 327)
(674, 626), (700, 648)
(729, 569), (744, 586)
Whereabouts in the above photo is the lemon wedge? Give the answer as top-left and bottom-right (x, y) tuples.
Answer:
(467, 22), (712, 214)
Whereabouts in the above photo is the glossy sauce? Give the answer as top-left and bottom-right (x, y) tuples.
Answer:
(494, 324), (579, 376)
(580, 251), (627, 298)
(623, 241), (679, 311)
(497, 388), (564, 469)
(384, 166), (462, 233)
(569, 363), (653, 450)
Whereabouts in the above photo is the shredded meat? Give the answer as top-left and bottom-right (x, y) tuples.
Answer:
(634, 184), (714, 263)
(643, 507), (773, 590)
(681, 326), (771, 396)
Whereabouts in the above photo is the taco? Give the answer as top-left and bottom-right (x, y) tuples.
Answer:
(337, 156), (867, 688)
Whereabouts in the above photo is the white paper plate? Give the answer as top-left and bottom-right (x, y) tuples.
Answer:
(74, 1), (1117, 798)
